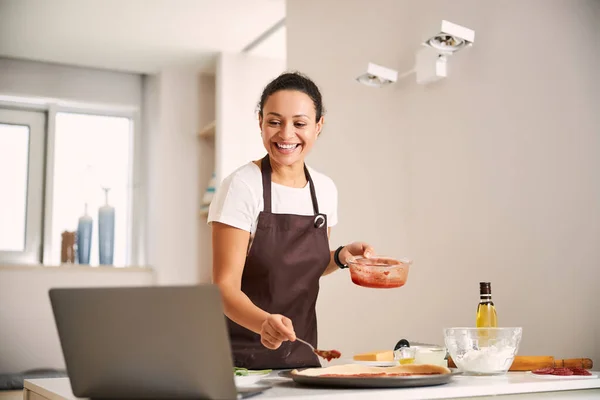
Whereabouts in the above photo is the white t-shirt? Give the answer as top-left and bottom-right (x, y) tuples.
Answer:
(207, 162), (338, 237)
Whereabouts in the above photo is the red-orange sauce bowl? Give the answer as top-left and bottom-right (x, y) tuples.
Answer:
(347, 256), (411, 289)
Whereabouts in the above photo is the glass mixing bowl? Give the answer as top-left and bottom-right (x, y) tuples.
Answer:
(347, 256), (411, 289)
(444, 327), (523, 375)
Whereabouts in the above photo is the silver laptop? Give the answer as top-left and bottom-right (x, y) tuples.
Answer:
(49, 285), (269, 399)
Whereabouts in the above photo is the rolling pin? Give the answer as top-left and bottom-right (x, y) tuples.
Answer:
(447, 356), (593, 371)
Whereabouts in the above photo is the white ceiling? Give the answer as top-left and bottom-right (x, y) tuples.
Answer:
(0, 0), (286, 74)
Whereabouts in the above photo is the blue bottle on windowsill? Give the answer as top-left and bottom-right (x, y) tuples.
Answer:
(76, 203), (93, 265)
(98, 187), (115, 266)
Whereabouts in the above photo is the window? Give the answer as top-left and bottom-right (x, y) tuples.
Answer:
(49, 112), (134, 266)
(0, 105), (137, 267)
(0, 109), (46, 264)
(0, 124), (28, 251)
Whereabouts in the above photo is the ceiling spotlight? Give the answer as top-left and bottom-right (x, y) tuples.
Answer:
(422, 20), (474, 55)
(356, 62), (398, 88)
(356, 20), (475, 88)
(425, 34), (467, 53)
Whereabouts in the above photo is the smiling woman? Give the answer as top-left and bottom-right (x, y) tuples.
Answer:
(207, 72), (375, 370)
(257, 73), (325, 171)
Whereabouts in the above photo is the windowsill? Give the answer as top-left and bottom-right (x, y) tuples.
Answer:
(0, 264), (154, 272)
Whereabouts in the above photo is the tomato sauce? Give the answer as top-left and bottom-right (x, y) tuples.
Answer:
(314, 349), (342, 362)
(350, 275), (406, 288)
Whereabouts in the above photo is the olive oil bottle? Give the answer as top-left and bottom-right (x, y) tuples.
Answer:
(476, 282), (498, 327)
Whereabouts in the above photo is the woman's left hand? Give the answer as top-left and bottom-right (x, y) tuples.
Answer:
(340, 242), (375, 265)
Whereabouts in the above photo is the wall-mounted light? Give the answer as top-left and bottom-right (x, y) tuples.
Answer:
(423, 20), (474, 55)
(356, 20), (475, 88)
(355, 62), (399, 88)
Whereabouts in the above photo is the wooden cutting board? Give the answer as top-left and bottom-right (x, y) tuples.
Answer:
(447, 356), (593, 371)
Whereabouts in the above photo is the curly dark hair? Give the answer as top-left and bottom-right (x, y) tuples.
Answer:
(258, 71), (325, 122)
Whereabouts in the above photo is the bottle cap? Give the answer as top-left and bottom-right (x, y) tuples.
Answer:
(479, 282), (492, 295)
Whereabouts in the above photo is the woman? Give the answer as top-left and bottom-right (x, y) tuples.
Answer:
(208, 72), (374, 370)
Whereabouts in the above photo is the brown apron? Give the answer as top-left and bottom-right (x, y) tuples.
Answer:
(226, 155), (331, 370)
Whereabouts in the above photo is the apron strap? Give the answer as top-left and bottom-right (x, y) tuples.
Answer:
(304, 165), (320, 215)
(261, 156), (273, 213)
(261, 155), (320, 215)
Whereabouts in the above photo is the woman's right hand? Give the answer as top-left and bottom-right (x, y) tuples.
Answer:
(260, 314), (296, 350)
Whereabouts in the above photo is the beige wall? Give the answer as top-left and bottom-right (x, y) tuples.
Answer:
(215, 52), (286, 183)
(0, 57), (142, 108)
(197, 74), (216, 284)
(0, 265), (155, 374)
(287, 0), (600, 363)
(143, 68), (201, 285)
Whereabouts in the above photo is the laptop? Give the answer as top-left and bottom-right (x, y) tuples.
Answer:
(49, 285), (270, 399)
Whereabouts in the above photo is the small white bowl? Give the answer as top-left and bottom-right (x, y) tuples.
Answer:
(414, 346), (447, 366)
(234, 372), (269, 387)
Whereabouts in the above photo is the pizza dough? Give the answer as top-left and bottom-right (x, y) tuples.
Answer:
(292, 363), (451, 377)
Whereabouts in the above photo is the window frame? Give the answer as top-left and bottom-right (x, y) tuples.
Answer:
(0, 96), (144, 267)
(0, 108), (46, 264)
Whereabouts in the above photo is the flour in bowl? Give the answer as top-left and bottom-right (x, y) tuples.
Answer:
(455, 346), (516, 373)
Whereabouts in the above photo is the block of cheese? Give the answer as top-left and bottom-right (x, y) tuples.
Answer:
(353, 350), (394, 362)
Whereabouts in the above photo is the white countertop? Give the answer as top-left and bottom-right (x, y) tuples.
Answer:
(24, 372), (600, 400)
